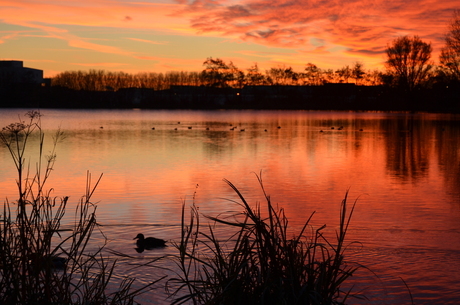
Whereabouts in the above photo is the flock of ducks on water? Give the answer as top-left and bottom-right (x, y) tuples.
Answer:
(56, 124), (365, 260)
(98, 122), (364, 133)
(319, 126), (364, 132)
(39, 123), (367, 266)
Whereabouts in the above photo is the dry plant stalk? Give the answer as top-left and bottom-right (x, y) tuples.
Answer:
(0, 111), (158, 305)
(168, 174), (359, 305)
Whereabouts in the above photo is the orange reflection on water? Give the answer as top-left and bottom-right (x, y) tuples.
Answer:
(1, 109), (459, 304)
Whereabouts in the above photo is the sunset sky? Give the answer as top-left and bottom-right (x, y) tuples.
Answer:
(0, 0), (457, 77)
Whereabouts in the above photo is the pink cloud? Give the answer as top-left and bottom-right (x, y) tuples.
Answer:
(134, 55), (162, 61)
(175, 0), (457, 61)
(18, 20), (136, 56)
(126, 38), (169, 45)
(0, 0), (190, 69)
(0, 33), (14, 44)
(1, 0), (187, 31)
(1, 0), (455, 73)
(72, 62), (129, 67)
(65, 35), (133, 56)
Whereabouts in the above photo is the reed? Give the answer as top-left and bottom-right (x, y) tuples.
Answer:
(0, 111), (158, 304)
(168, 175), (359, 305)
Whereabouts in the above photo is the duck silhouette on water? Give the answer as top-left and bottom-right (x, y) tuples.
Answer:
(29, 253), (67, 273)
(134, 233), (167, 253)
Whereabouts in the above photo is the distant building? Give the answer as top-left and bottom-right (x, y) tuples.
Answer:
(0, 60), (44, 85)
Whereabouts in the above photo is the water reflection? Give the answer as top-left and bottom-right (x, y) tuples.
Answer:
(435, 118), (460, 201)
(383, 115), (432, 182)
(0, 109), (459, 304)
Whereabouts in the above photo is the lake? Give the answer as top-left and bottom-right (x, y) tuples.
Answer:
(0, 108), (459, 304)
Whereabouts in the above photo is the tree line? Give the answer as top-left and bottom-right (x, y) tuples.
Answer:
(52, 10), (460, 93)
(51, 61), (383, 91)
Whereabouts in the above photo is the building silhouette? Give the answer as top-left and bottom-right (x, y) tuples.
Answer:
(0, 60), (46, 107)
(0, 60), (44, 86)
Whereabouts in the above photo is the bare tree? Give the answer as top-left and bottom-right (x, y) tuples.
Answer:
(267, 66), (298, 85)
(201, 57), (234, 88)
(385, 35), (433, 91)
(363, 69), (384, 86)
(246, 63), (267, 86)
(351, 62), (365, 85)
(228, 61), (245, 88)
(303, 63), (323, 85)
(440, 10), (460, 82)
(335, 66), (352, 83)
(322, 69), (335, 83)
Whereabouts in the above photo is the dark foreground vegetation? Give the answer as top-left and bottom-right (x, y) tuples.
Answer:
(0, 112), (368, 304)
(0, 111), (165, 304)
(167, 178), (359, 305)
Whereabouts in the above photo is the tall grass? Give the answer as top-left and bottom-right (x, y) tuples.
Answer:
(0, 111), (363, 304)
(167, 175), (359, 305)
(0, 111), (159, 304)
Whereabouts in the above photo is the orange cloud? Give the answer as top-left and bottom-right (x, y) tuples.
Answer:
(175, 0), (456, 61)
(0, 32), (20, 44)
(0, 0), (455, 74)
(1, 0), (187, 31)
(126, 38), (169, 45)
(0, 0), (191, 71)
(67, 35), (134, 56)
(72, 62), (129, 67)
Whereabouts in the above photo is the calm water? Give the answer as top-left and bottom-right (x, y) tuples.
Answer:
(1, 109), (459, 304)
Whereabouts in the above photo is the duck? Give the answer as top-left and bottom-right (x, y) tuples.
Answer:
(133, 233), (167, 249)
(49, 255), (67, 270)
(29, 253), (67, 270)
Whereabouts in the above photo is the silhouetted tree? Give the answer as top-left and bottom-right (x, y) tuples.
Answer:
(267, 66), (298, 85)
(351, 62), (365, 85)
(201, 57), (235, 88)
(229, 61), (245, 88)
(439, 10), (460, 82)
(385, 35), (433, 91)
(322, 69), (335, 83)
(335, 66), (352, 83)
(304, 63), (323, 85)
(363, 69), (384, 86)
(246, 63), (267, 86)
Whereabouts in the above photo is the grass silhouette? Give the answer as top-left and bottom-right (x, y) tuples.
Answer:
(0, 111), (161, 304)
(168, 174), (360, 305)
